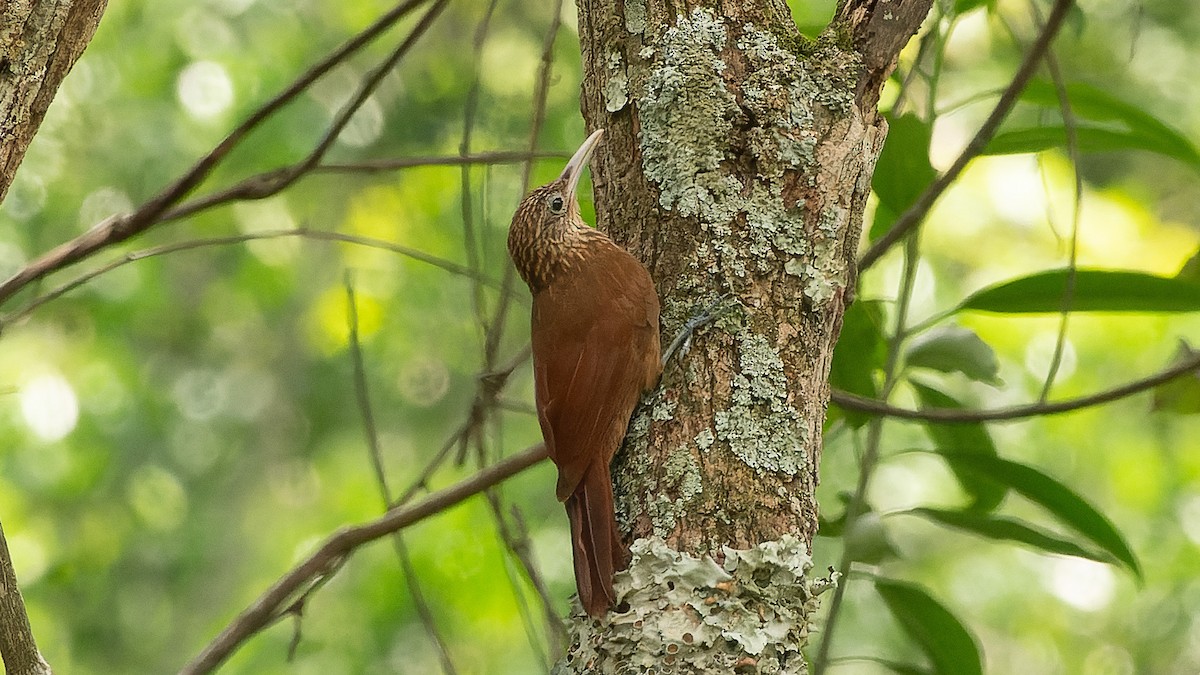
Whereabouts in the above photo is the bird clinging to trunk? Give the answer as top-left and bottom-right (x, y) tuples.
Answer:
(507, 129), (662, 616)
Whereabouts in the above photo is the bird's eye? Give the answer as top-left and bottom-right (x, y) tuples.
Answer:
(548, 194), (565, 214)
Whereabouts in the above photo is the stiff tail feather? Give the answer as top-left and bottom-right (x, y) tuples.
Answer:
(565, 464), (628, 616)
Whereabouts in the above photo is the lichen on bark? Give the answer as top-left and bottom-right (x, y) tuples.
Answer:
(573, 0), (927, 666)
(555, 536), (835, 675)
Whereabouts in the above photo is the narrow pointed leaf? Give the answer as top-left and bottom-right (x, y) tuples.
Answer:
(959, 269), (1200, 314)
(911, 382), (1006, 512)
(876, 579), (983, 675)
(986, 80), (1200, 170)
(830, 300), (887, 428)
(939, 452), (1143, 579)
(910, 508), (1111, 562)
(1151, 341), (1200, 415)
(873, 114), (936, 217)
(905, 326), (1001, 384)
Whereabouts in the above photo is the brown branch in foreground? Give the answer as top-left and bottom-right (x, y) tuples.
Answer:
(0, 228), (516, 331)
(857, 0), (1075, 271)
(0, 517), (51, 675)
(829, 350), (1200, 422)
(159, 151), (568, 224)
(179, 443), (549, 675)
(0, 0), (436, 307)
(345, 276), (459, 675)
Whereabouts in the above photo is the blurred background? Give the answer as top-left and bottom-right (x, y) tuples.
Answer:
(0, 0), (1197, 672)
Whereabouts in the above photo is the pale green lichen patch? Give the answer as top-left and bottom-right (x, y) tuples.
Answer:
(637, 9), (741, 220)
(714, 332), (807, 475)
(634, 11), (858, 306)
(556, 536), (833, 674)
(624, 0), (647, 35)
(643, 445), (703, 537)
(604, 51), (629, 113)
(614, 393), (677, 533)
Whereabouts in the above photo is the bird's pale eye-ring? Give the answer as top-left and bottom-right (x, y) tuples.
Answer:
(548, 194), (565, 214)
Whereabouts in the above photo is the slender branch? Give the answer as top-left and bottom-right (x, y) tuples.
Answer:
(318, 150), (568, 172)
(857, 0), (1075, 271)
(815, 233), (922, 674)
(0, 518), (51, 675)
(0, 228), (510, 330)
(459, 0), (504, 333)
(159, 151), (566, 224)
(0, 0), (438, 307)
(179, 443), (549, 675)
(345, 276), (458, 675)
(829, 350), (1200, 422)
(1034, 5), (1082, 403)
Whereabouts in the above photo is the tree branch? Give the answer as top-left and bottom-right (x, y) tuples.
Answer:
(0, 0), (440, 307)
(0, 517), (51, 675)
(1, 0), (108, 202)
(836, 0), (936, 112)
(829, 350), (1200, 422)
(0, 228), (514, 331)
(179, 443), (549, 675)
(857, 0), (1075, 270)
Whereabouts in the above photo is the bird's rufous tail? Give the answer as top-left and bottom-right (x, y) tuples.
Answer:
(565, 463), (628, 617)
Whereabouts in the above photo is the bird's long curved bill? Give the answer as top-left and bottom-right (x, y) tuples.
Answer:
(559, 128), (605, 200)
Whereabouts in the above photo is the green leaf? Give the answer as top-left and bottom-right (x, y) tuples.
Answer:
(1152, 341), (1200, 415)
(1176, 248), (1200, 283)
(876, 579), (983, 675)
(954, 0), (992, 14)
(910, 508), (1111, 562)
(959, 269), (1200, 314)
(986, 127), (1200, 168)
(938, 452), (1143, 580)
(874, 114), (937, 216)
(905, 326), (1001, 385)
(844, 511), (900, 565)
(985, 80), (1200, 170)
(830, 300), (887, 428)
(911, 382), (1006, 512)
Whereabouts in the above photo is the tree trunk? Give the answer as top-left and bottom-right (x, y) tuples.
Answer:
(560, 0), (930, 670)
(0, 4), (107, 674)
(1, 0), (108, 202)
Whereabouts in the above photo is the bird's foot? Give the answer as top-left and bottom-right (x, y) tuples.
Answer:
(661, 294), (736, 370)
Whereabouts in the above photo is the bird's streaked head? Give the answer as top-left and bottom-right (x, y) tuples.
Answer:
(508, 129), (606, 291)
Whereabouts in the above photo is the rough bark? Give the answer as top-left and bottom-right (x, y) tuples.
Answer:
(560, 0), (931, 670)
(1, 0), (109, 203)
(0, 519), (51, 675)
(0, 3), (107, 673)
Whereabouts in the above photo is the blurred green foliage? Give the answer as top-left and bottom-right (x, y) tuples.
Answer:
(0, 0), (1198, 673)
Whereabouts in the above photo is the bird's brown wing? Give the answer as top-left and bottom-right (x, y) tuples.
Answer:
(530, 249), (659, 502)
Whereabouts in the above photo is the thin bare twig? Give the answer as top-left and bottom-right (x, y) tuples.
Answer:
(858, 0), (1075, 271)
(460, 0), (505, 333)
(829, 349), (1200, 422)
(179, 443), (549, 675)
(318, 150), (568, 173)
(0, 228), (510, 331)
(1034, 5), (1082, 403)
(0, 0), (438, 307)
(459, 1), (568, 660)
(814, 233), (922, 674)
(345, 276), (458, 675)
(158, 151), (567, 224)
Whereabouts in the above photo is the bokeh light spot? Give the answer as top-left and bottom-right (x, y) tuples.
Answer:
(126, 465), (188, 532)
(19, 373), (79, 442)
(1049, 557), (1115, 611)
(176, 60), (234, 120)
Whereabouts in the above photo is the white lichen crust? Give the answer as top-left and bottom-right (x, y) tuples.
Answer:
(555, 536), (833, 674)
